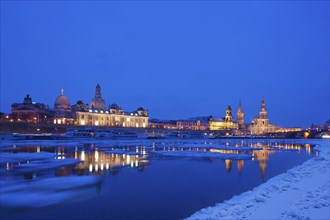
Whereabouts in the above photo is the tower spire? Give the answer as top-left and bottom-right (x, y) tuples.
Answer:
(237, 99), (245, 129)
(61, 88), (64, 96)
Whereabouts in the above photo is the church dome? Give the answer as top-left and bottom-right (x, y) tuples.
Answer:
(91, 98), (106, 111)
(54, 89), (70, 109)
(90, 84), (106, 111)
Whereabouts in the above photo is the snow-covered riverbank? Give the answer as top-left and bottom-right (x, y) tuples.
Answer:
(187, 140), (330, 220)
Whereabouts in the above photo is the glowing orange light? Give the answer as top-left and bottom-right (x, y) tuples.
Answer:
(304, 132), (310, 138)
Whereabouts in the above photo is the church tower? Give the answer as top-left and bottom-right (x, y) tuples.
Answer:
(90, 84), (106, 111)
(237, 100), (245, 129)
(225, 105), (233, 122)
(258, 96), (269, 126)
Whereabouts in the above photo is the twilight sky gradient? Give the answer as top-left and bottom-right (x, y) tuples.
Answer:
(1, 1), (329, 128)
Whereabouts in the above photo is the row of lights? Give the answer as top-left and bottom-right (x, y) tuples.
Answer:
(88, 109), (140, 117)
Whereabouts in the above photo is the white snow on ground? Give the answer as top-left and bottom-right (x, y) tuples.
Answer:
(187, 140), (330, 220)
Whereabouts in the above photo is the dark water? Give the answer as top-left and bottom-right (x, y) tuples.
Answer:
(0, 139), (317, 220)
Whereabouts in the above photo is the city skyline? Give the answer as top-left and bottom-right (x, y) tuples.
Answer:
(1, 1), (329, 128)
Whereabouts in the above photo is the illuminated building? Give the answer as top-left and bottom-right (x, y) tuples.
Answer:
(75, 84), (148, 127)
(236, 100), (245, 129)
(177, 117), (210, 130)
(76, 106), (148, 128)
(210, 106), (239, 130)
(248, 97), (302, 135)
(248, 97), (278, 135)
(11, 94), (54, 123)
(53, 89), (75, 124)
(48, 84), (149, 127)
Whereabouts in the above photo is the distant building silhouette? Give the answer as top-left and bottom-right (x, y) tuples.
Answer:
(11, 94), (54, 123)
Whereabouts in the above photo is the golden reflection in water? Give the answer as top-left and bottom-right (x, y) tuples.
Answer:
(210, 149), (239, 154)
(237, 160), (244, 174)
(74, 150), (148, 175)
(225, 159), (232, 172)
(305, 144), (311, 155)
(81, 150), (85, 161)
(252, 148), (275, 177)
(56, 147), (66, 160)
(75, 146), (78, 159)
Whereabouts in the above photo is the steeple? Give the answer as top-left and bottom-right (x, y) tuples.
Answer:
(237, 99), (245, 129)
(260, 96), (266, 111)
(259, 96), (268, 119)
(61, 88), (64, 96)
(238, 99), (243, 112)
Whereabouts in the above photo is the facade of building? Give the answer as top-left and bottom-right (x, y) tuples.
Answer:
(75, 107), (148, 128)
(148, 119), (178, 129)
(176, 120), (209, 130)
(210, 105), (239, 130)
(248, 97), (278, 135)
(74, 84), (149, 128)
(11, 95), (54, 123)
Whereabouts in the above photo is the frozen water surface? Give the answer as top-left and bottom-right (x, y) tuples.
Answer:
(0, 139), (322, 219)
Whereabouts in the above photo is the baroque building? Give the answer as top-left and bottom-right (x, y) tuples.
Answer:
(210, 105), (238, 130)
(248, 97), (278, 135)
(75, 84), (149, 128)
(75, 106), (148, 128)
(11, 94), (54, 123)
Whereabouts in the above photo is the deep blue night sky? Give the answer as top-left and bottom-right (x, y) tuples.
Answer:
(1, 1), (329, 128)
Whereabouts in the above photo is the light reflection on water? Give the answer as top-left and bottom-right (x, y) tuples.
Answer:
(1, 142), (314, 178)
(0, 139), (318, 219)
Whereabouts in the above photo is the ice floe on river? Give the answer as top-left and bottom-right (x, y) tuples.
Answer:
(0, 176), (103, 209)
(0, 152), (55, 164)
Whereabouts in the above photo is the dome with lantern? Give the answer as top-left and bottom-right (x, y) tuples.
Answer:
(54, 89), (71, 110)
